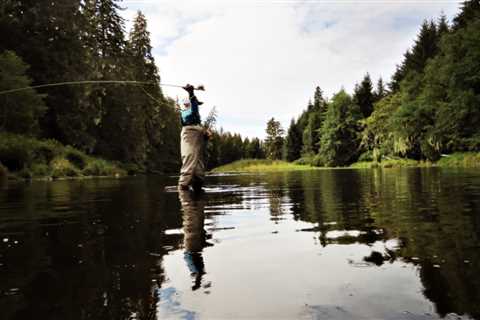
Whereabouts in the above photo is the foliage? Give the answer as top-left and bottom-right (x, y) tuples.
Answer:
(0, 132), (124, 179)
(285, 119), (303, 162)
(264, 118), (284, 160)
(318, 90), (362, 166)
(353, 73), (375, 118)
(212, 159), (315, 173)
(0, 50), (46, 135)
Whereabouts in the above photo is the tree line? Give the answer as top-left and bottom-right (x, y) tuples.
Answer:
(0, 0), (264, 173)
(266, 0), (480, 166)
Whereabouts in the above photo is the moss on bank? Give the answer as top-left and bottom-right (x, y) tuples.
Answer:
(212, 159), (316, 173)
(0, 132), (126, 180)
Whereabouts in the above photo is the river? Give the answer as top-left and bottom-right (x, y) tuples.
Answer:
(0, 168), (479, 319)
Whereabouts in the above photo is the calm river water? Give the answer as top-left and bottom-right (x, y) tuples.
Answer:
(0, 168), (479, 320)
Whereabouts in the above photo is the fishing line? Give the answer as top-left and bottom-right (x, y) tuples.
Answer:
(0, 80), (185, 96)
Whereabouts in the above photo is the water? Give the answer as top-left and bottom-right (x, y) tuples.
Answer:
(0, 168), (479, 320)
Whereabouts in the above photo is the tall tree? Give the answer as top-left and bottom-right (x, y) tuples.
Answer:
(353, 73), (375, 118)
(285, 119), (302, 161)
(318, 90), (362, 166)
(373, 77), (387, 102)
(265, 118), (284, 160)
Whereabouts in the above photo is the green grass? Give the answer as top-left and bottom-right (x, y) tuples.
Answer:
(436, 152), (480, 167)
(212, 159), (317, 173)
(0, 132), (126, 179)
(350, 153), (480, 169)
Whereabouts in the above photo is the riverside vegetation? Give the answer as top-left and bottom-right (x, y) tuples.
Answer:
(263, 1), (480, 170)
(0, 1), (265, 179)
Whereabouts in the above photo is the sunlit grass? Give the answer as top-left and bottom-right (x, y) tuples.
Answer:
(212, 159), (317, 173)
(436, 152), (480, 168)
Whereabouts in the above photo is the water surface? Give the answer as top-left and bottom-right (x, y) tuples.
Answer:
(1, 168), (479, 319)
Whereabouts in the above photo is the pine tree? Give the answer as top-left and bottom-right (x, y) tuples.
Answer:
(373, 77), (387, 102)
(285, 119), (302, 161)
(354, 73), (374, 118)
(452, 0), (480, 31)
(265, 118), (284, 160)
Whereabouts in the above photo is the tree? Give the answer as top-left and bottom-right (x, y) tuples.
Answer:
(390, 20), (440, 92)
(373, 77), (387, 102)
(265, 118), (284, 160)
(285, 119), (303, 161)
(318, 90), (362, 166)
(353, 73), (375, 118)
(302, 86), (327, 155)
(0, 50), (46, 135)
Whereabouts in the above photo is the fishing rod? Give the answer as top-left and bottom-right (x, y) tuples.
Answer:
(0, 80), (205, 96)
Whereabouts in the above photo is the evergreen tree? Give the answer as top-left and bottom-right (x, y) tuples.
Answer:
(285, 119), (302, 161)
(318, 90), (362, 166)
(302, 87), (327, 155)
(373, 77), (387, 102)
(452, 0), (480, 31)
(265, 118), (284, 160)
(390, 20), (440, 91)
(353, 73), (374, 118)
(0, 51), (46, 135)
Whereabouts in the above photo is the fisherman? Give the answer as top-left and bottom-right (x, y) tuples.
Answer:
(178, 84), (206, 192)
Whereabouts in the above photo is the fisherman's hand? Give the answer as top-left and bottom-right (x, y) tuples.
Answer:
(183, 84), (195, 95)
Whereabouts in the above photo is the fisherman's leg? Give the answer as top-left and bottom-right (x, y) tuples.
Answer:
(179, 128), (196, 188)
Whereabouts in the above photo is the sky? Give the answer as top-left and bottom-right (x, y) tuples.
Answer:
(121, 0), (462, 139)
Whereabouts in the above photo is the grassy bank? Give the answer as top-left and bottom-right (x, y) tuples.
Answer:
(350, 153), (480, 169)
(212, 153), (480, 173)
(211, 159), (316, 173)
(0, 133), (126, 180)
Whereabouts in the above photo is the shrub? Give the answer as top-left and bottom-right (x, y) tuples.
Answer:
(358, 151), (373, 162)
(33, 139), (62, 164)
(51, 158), (80, 178)
(31, 163), (51, 177)
(0, 134), (33, 171)
(64, 146), (88, 169)
(311, 154), (326, 167)
(83, 159), (124, 176)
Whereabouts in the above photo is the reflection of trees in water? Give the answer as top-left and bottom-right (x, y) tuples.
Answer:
(0, 178), (184, 320)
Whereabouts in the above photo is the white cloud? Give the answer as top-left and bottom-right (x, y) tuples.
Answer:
(122, 0), (461, 138)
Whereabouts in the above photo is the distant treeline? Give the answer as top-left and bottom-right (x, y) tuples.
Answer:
(266, 0), (480, 166)
(0, 0), (264, 174)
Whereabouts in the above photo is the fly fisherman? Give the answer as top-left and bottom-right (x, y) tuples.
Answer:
(178, 84), (206, 192)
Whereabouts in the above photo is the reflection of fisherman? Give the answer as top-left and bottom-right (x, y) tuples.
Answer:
(177, 84), (207, 192)
(179, 190), (211, 291)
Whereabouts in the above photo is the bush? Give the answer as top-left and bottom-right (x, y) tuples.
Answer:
(0, 134), (33, 171)
(83, 159), (124, 176)
(33, 139), (62, 164)
(51, 158), (80, 178)
(31, 163), (51, 177)
(311, 154), (326, 167)
(358, 151), (373, 162)
(64, 146), (88, 169)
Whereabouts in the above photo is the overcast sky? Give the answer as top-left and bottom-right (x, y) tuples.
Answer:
(121, 0), (461, 139)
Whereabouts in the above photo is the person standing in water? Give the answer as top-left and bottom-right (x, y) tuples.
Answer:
(178, 84), (206, 192)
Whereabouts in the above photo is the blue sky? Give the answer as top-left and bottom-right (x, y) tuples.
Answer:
(121, 0), (462, 138)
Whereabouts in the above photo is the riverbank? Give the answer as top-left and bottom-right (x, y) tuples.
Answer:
(0, 133), (126, 180)
(351, 152), (480, 169)
(211, 153), (480, 173)
(211, 159), (317, 173)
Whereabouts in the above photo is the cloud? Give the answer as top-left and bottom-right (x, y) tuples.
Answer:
(122, 0), (461, 138)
